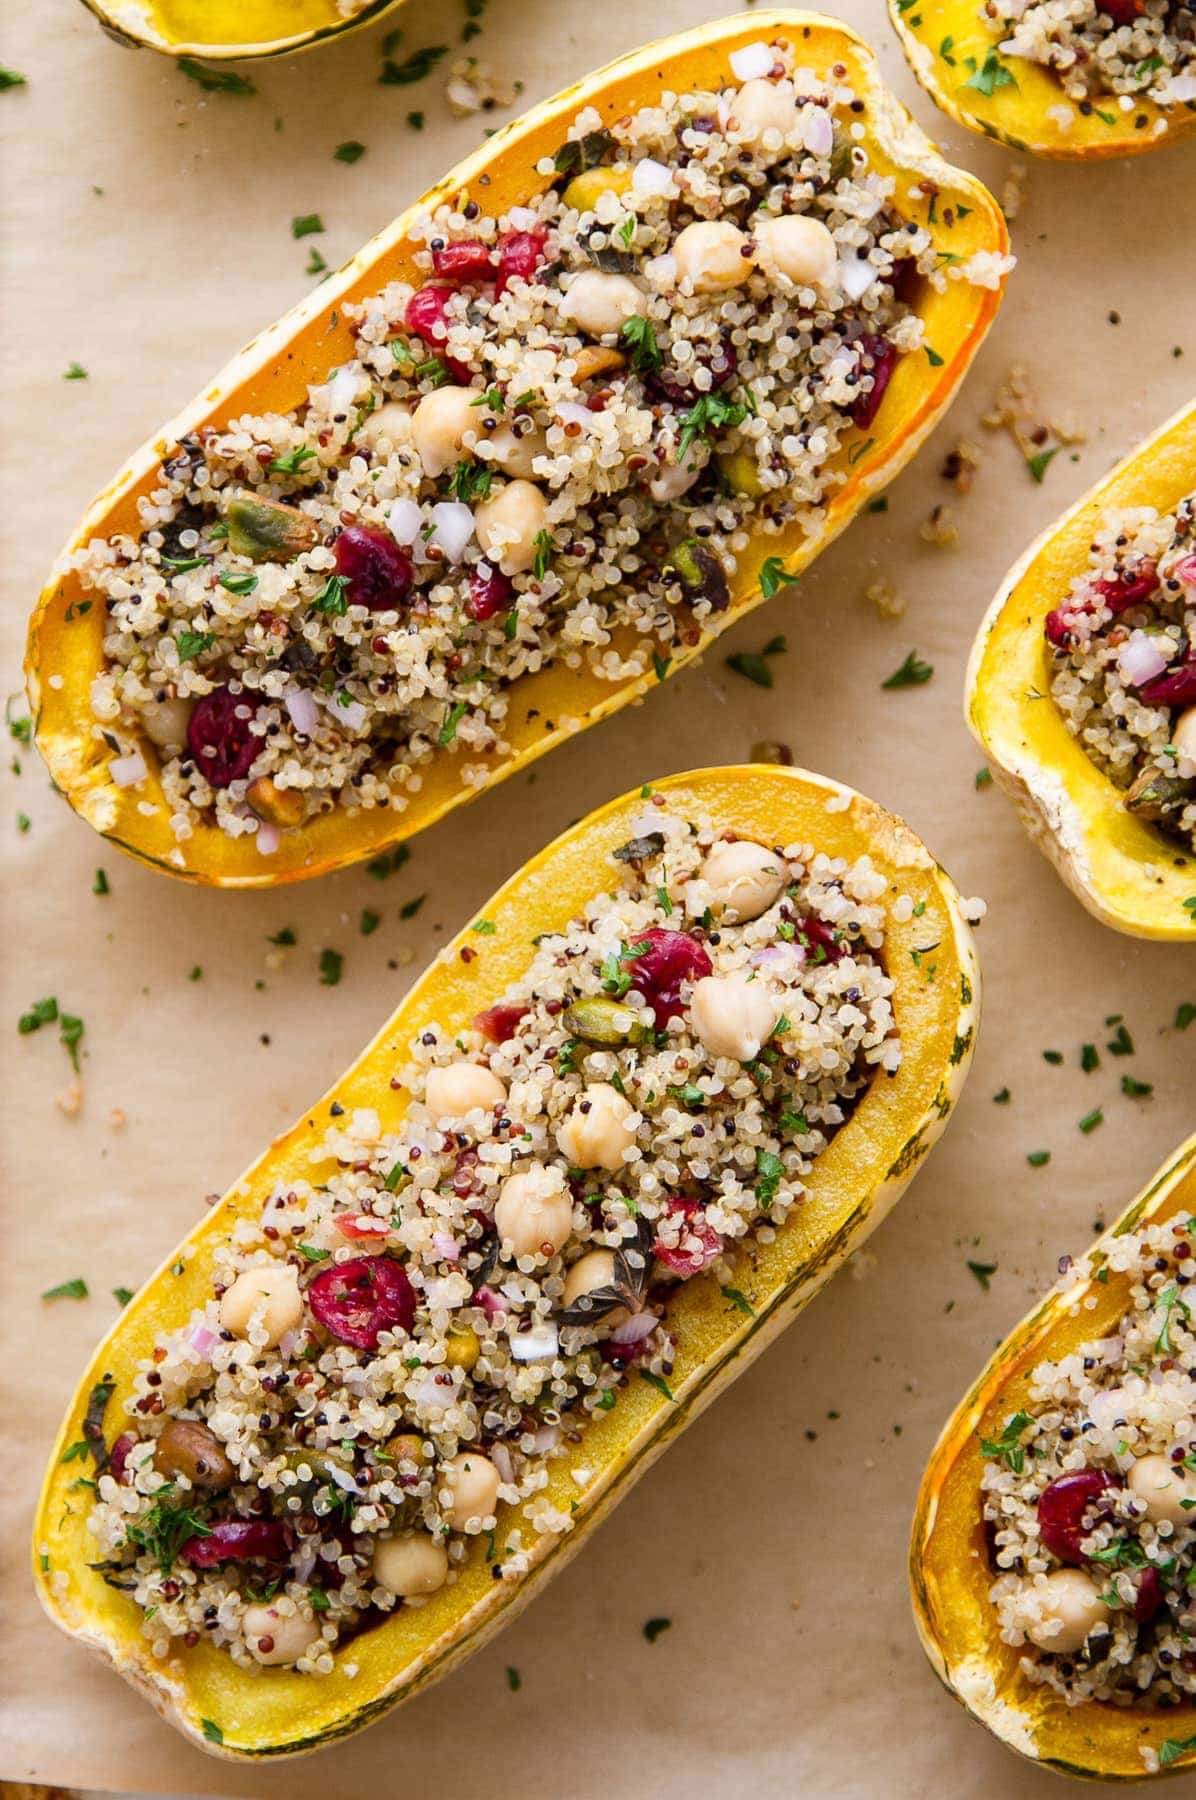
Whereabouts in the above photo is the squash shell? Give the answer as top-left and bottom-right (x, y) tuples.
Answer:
(965, 398), (1196, 942)
(27, 9), (1009, 888)
(911, 1133), (1196, 1780)
(78, 0), (402, 61)
(34, 761), (979, 1760)
(888, 0), (1196, 159)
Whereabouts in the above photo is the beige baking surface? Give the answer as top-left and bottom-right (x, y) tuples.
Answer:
(1, 2), (1194, 1793)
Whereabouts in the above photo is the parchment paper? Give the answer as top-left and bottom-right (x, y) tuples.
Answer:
(2, 2), (1194, 1793)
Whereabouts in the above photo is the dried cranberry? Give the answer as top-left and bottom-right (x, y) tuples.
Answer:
(402, 285), (472, 382)
(473, 1000), (530, 1043)
(599, 1334), (654, 1367)
(182, 1519), (292, 1568)
(889, 257), (921, 304)
(653, 1197), (723, 1278)
(1101, 0), (1144, 22)
(431, 239), (494, 281)
(334, 525), (413, 612)
(1044, 608), (1074, 648)
(1037, 1469), (1122, 1563)
(850, 335), (898, 430)
(307, 1255), (416, 1350)
(1093, 560), (1158, 613)
(495, 228), (547, 296)
(795, 914), (846, 964)
(1139, 649), (1196, 708)
(109, 1433), (135, 1483)
(468, 561), (514, 622)
(186, 686), (262, 789)
(1134, 1564), (1165, 1624)
(623, 927), (712, 1027)
(334, 1213), (392, 1241)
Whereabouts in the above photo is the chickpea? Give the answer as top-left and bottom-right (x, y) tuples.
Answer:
(700, 839), (786, 924)
(474, 480), (549, 576)
(424, 1061), (507, 1124)
(440, 1449), (501, 1530)
(562, 166), (633, 212)
(494, 1165), (574, 1260)
(690, 972), (780, 1063)
(218, 1263), (303, 1348)
(412, 385), (484, 479)
(154, 1418), (235, 1492)
(648, 445), (707, 505)
(383, 1431), (427, 1471)
(731, 78), (799, 149)
(560, 1247), (629, 1330)
(754, 214), (838, 292)
(356, 400), (413, 453)
(1173, 707), (1196, 764)
(484, 422), (547, 480)
(373, 1531), (449, 1598)
(444, 1322), (481, 1373)
(242, 1602), (322, 1667)
(556, 1082), (636, 1171)
(559, 270), (646, 338)
(673, 220), (755, 294)
(1023, 1569), (1108, 1655)
(1127, 1453), (1196, 1525)
(140, 694), (192, 751)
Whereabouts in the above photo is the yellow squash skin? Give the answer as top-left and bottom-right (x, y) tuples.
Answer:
(966, 399), (1196, 942)
(911, 1134), (1196, 1782)
(888, 0), (1196, 159)
(27, 11), (1009, 889)
(78, 0), (402, 61)
(34, 763), (979, 1760)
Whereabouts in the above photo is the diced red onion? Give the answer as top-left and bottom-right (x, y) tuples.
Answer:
(510, 1319), (559, 1361)
(556, 401), (594, 430)
(527, 1423), (560, 1456)
(110, 751), (147, 788)
(1117, 631), (1170, 688)
(838, 255), (877, 301)
(505, 205), (539, 232)
(285, 688), (321, 737)
(432, 1231), (461, 1262)
(491, 1443), (515, 1483)
(804, 108), (834, 157)
(632, 157), (673, 196)
(325, 362), (362, 416)
(1161, 71), (1196, 102)
(475, 1284), (504, 1319)
(426, 501), (475, 563)
(255, 821), (280, 857)
(187, 1321), (219, 1359)
(729, 41), (774, 80)
(609, 1309), (660, 1345)
(1173, 552), (1196, 590)
(325, 692), (368, 733)
(387, 498), (423, 546)
(293, 1540), (318, 1585)
(645, 253), (677, 289)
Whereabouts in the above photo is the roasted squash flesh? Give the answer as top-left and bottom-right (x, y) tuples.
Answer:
(79, 0), (402, 60)
(27, 11), (1008, 889)
(34, 763), (979, 1760)
(966, 400), (1196, 942)
(888, 0), (1196, 159)
(911, 1135), (1196, 1781)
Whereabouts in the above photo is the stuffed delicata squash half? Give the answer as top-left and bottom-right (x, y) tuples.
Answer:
(35, 763), (979, 1759)
(78, 0), (401, 61)
(888, 0), (1196, 160)
(911, 1134), (1196, 1780)
(27, 11), (1009, 887)
(966, 399), (1196, 941)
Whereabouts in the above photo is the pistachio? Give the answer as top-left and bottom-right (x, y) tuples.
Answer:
(562, 166), (633, 213)
(717, 449), (764, 498)
(562, 995), (647, 1047)
(1123, 767), (1196, 825)
(247, 776), (305, 829)
(154, 1418), (235, 1492)
(277, 1446), (354, 1494)
(226, 495), (319, 563)
(572, 344), (628, 383)
(382, 1432), (428, 1471)
(443, 1323), (481, 1373)
(665, 539), (731, 612)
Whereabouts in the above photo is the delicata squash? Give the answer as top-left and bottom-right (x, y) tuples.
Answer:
(966, 399), (1196, 941)
(888, 0), (1196, 160)
(79, 0), (401, 61)
(912, 1133), (1196, 1781)
(27, 11), (1009, 888)
(34, 763), (979, 1759)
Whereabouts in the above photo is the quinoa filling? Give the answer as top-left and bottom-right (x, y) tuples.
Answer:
(80, 807), (899, 1672)
(984, 1216), (1196, 1707)
(986, 0), (1196, 107)
(1045, 496), (1196, 852)
(76, 39), (997, 853)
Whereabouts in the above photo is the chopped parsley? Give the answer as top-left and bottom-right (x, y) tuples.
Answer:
(979, 1410), (1034, 1473)
(726, 634), (786, 689)
(177, 57), (255, 95)
(63, 361), (88, 381)
(620, 315), (662, 373)
(676, 392), (750, 465)
(269, 445), (316, 475)
(319, 948), (344, 986)
(291, 213), (325, 239)
(310, 573), (350, 616)
(967, 1260), (996, 1291)
(42, 1277), (89, 1300)
(334, 141), (367, 164)
(961, 49), (1017, 96)
(643, 1617), (672, 1643)
(758, 557), (799, 601)
(1026, 447), (1060, 484)
(380, 45), (449, 85)
(882, 650), (933, 689)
